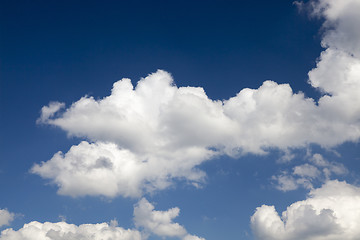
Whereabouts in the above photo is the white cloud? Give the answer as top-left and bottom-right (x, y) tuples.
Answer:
(134, 198), (204, 240)
(309, 153), (348, 178)
(33, 67), (360, 197)
(134, 198), (186, 237)
(31, 141), (209, 198)
(182, 235), (206, 240)
(272, 153), (348, 192)
(251, 180), (360, 240)
(272, 174), (301, 192)
(311, 0), (360, 56)
(33, 0), (360, 198)
(0, 199), (204, 240)
(37, 102), (65, 124)
(0, 210), (14, 228)
(0, 221), (142, 240)
(293, 164), (320, 179)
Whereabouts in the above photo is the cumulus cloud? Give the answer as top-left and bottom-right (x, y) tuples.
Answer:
(0, 199), (204, 240)
(33, 0), (360, 198)
(134, 198), (204, 240)
(271, 0), (358, 193)
(33, 68), (360, 197)
(311, 0), (360, 56)
(251, 180), (360, 240)
(0, 209), (14, 228)
(0, 221), (142, 240)
(38, 71), (360, 153)
(31, 140), (209, 198)
(254, 1), (360, 237)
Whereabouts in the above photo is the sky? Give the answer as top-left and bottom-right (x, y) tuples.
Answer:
(1, 0), (360, 239)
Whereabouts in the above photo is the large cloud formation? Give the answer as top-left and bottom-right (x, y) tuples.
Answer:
(251, 180), (360, 240)
(252, 0), (360, 239)
(0, 199), (204, 240)
(32, 0), (360, 199)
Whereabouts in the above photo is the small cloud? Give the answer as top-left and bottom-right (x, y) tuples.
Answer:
(251, 180), (360, 239)
(0, 209), (15, 228)
(36, 101), (64, 124)
(272, 173), (299, 192)
(133, 198), (205, 240)
(272, 153), (348, 192)
(293, 164), (320, 179)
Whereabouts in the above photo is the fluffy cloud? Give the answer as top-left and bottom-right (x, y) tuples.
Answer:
(33, 68), (360, 197)
(0, 199), (204, 240)
(31, 140), (209, 198)
(38, 70), (360, 154)
(0, 209), (14, 228)
(251, 180), (360, 240)
(311, 0), (360, 56)
(0, 221), (142, 240)
(134, 198), (204, 240)
(33, 0), (360, 198)
(253, 1), (360, 238)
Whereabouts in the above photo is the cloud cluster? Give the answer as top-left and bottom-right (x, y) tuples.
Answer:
(0, 198), (204, 240)
(33, 0), (360, 199)
(252, 0), (360, 238)
(272, 153), (347, 191)
(34, 65), (360, 197)
(0, 209), (14, 228)
(251, 180), (360, 240)
(0, 221), (142, 240)
(134, 198), (204, 240)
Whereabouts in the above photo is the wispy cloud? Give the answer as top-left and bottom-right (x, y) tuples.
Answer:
(272, 153), (348, 191)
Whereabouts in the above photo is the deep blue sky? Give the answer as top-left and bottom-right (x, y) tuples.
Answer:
(1, 1), (358, 239)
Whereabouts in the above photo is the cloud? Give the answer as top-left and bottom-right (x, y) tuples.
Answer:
(311, 0), (360, 56)
(0, 199), (204, 240)
(0, 210), (14, 228)
(33, 0), (360, 198)
(37, 71), (360, 154)
(133, 198), (205, 240)
(31, 140), (209, 198)
(293, 164), (321, 178)
(271, 174), (301, 192)
(134, 198), (186, 237)
(0, 221), (142, 240)
(37, 102), (65, 124)
(251, 180), (360, 240)
(254, 1), (360, 237)
(272, 153), (347, 191)
(309, 153), (347, 178)
(33, 68), (360, 197)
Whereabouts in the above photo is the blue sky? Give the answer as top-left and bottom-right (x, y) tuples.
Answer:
(1, 0), (360, 239)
